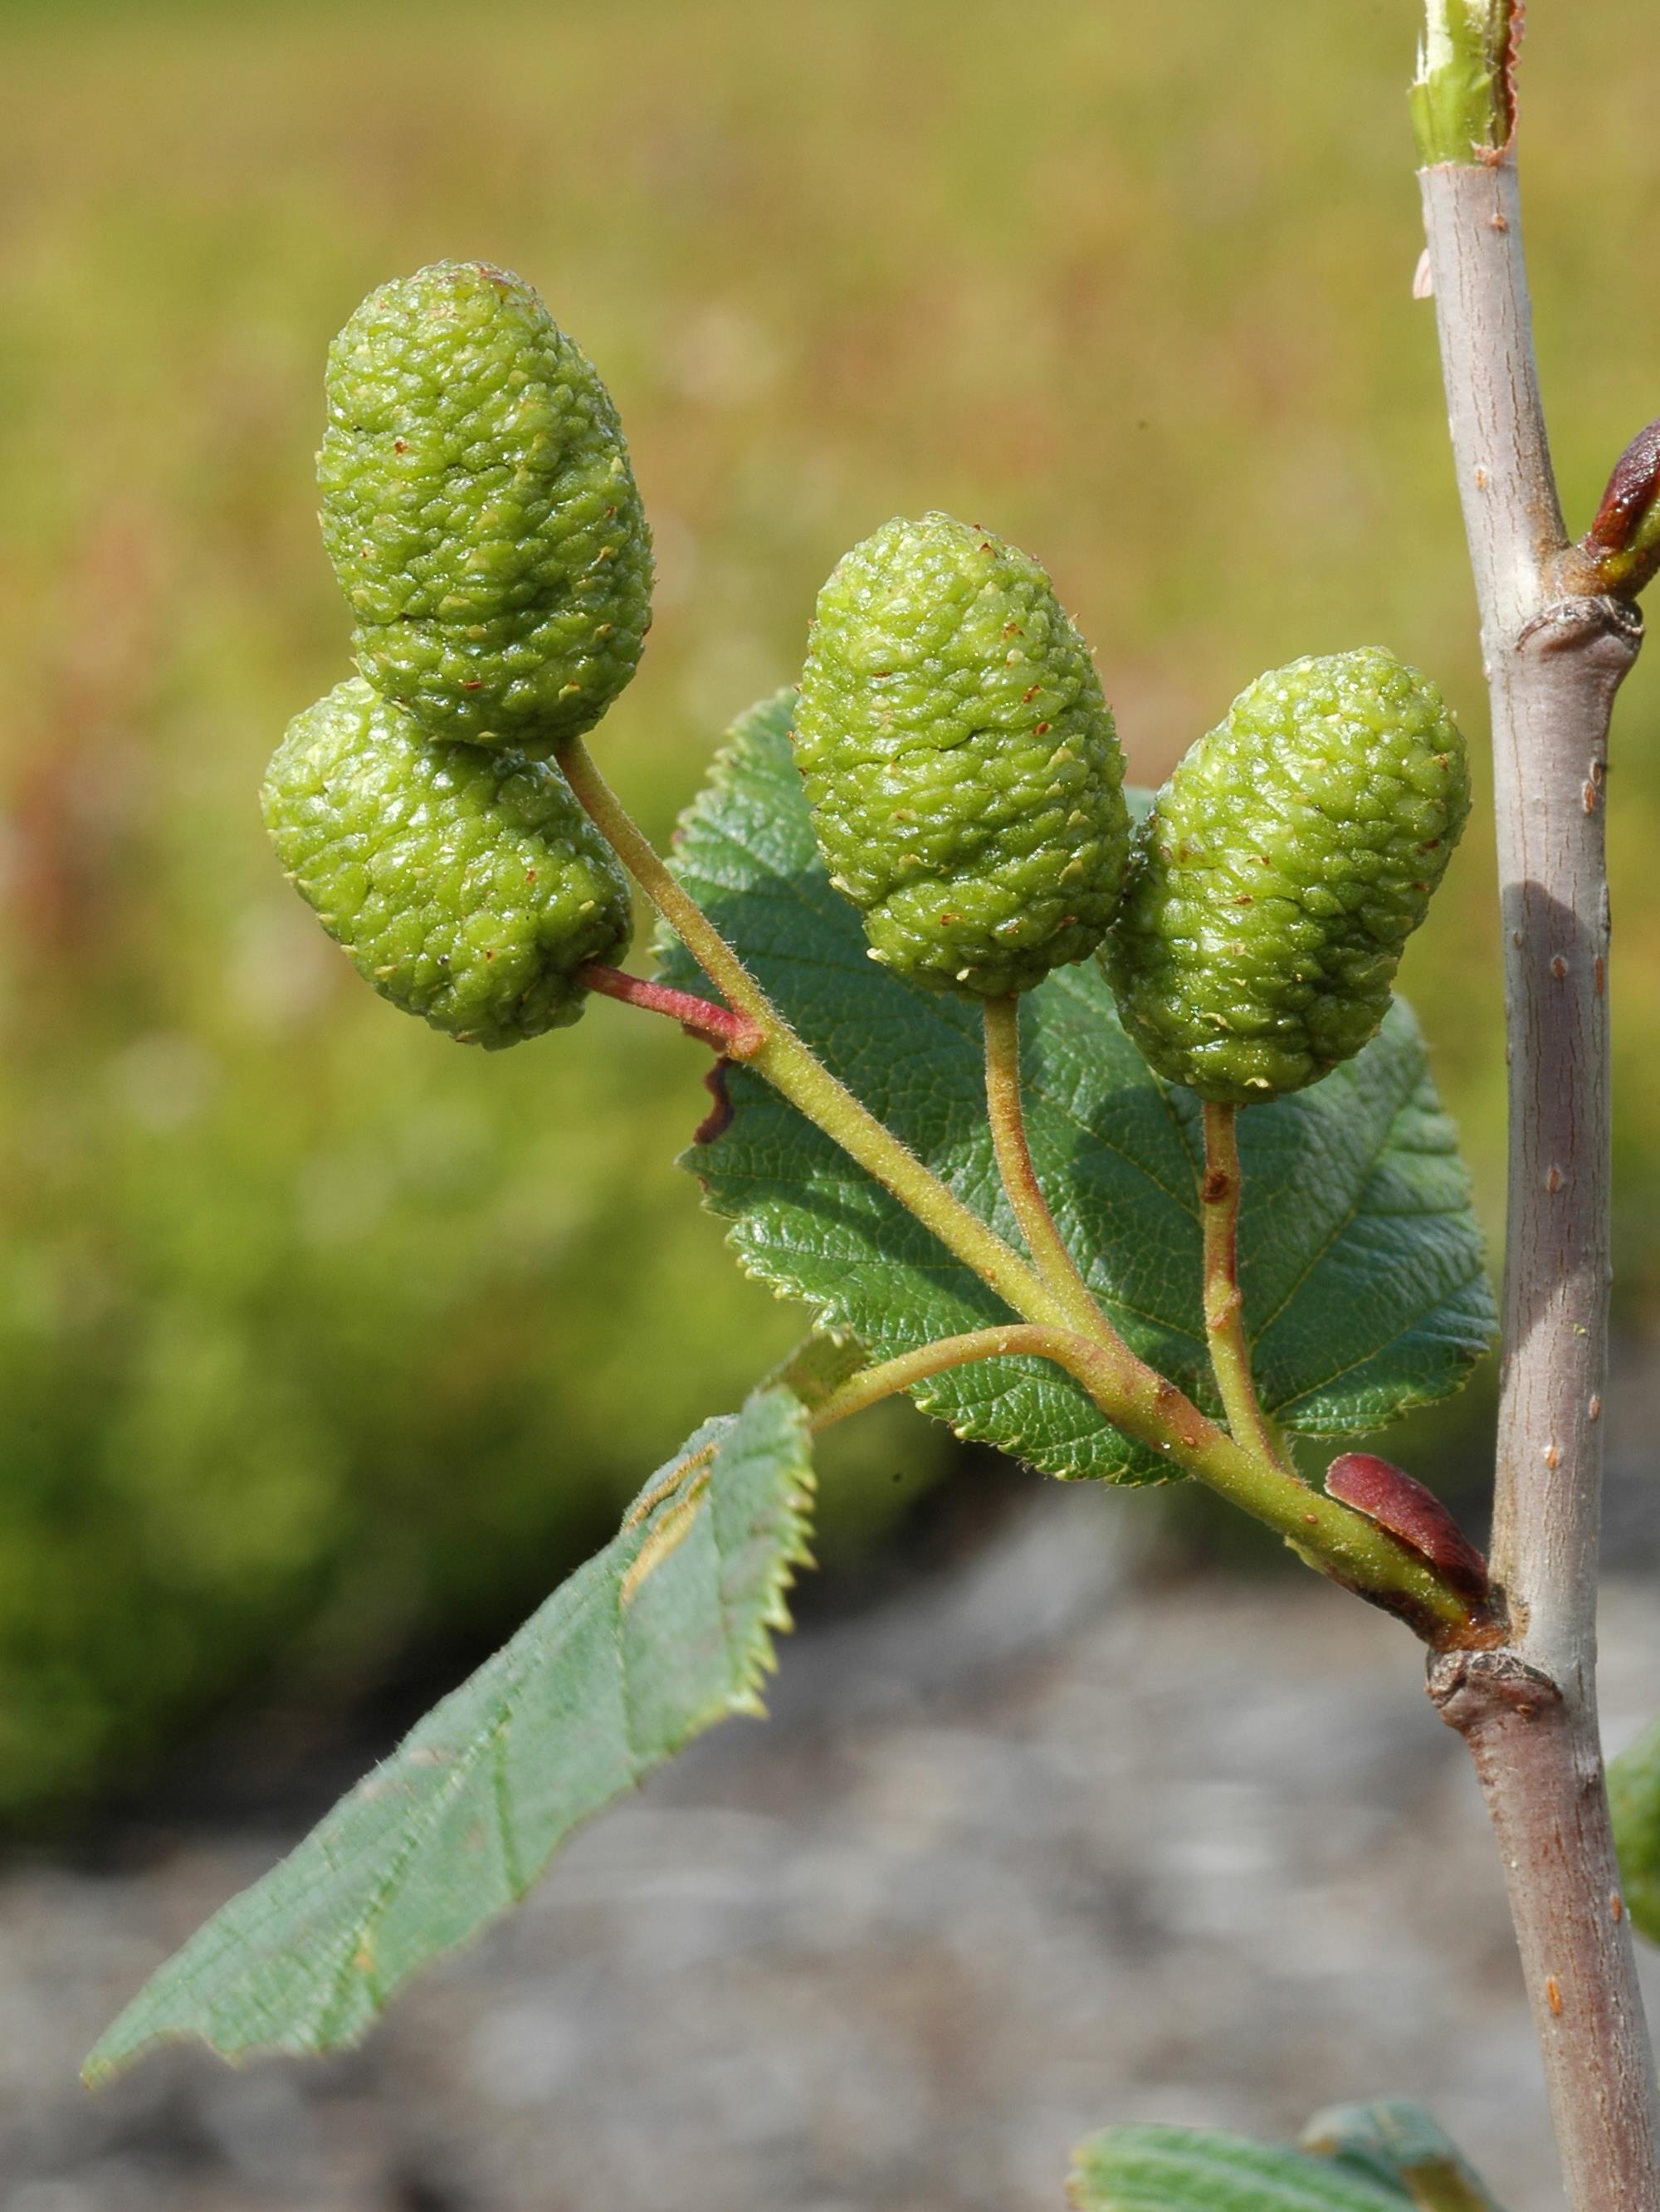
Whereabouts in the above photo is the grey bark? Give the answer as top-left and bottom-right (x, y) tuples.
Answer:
(1418, 156), (1657, 2210)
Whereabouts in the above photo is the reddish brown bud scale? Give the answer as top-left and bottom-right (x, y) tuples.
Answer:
(1589, 418), (1660, 554)
(1580, 416), (1660, 598)
(1325, 1452), (1492, 1604)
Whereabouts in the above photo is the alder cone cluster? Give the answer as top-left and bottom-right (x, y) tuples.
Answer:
(266, 262), (652, 1047)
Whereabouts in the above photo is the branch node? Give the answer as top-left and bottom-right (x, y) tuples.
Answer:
(1427, 1646), (1561, 1736)
(1516, 593), (1643, 667)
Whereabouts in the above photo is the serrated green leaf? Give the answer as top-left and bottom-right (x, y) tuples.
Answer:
(1067, 2123), (1415, 2211)
(1610, 1713), (1660, 1944)
(1299, 2102), (1506, 2211)
(85, 1387), (815, 2080)
(661, 692), (1495, 1484)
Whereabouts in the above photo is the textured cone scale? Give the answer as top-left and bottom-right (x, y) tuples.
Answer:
(791, 512), (1131, 999)
(319, 261), (653, 750)
(262, 677), (632, 1047)
(1106, 648), (1470, 1104)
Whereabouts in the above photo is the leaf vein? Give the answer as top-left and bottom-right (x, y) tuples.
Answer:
(1243, 1055), (1427, 1344)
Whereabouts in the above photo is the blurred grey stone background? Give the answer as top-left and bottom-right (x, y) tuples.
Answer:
(5, 1452), (1658, 2212)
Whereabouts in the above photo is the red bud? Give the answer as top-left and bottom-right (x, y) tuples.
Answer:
(1582, 417), (1660, 598)
(1326, 1453), (1491, 1604)
(1589, 419), (1660, 553)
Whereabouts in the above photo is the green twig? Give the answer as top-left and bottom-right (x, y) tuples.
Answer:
(817, 1320), (1489, 1645)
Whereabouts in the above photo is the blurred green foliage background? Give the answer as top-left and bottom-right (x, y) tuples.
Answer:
(3, 0), (1658, 1822)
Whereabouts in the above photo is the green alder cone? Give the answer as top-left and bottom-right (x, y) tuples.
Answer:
(1106, 648), (1470, 1105)
(791, 511), (1130, 999)
(319, 261), (653, 750)
(261, 677), (632, 1047)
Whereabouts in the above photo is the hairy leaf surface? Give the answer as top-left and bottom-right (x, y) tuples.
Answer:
(1068, 2124), (1416, 2211)
(662, 692), (1494, 1482)
(1611, 1713), (1660, 1945)
(1298, 2101), (1506, 2211)
(85, 1387), (814, 2078)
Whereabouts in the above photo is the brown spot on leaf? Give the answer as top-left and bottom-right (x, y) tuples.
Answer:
(620, 1475), (710, 1604)
(695, 1060), (735, 1145)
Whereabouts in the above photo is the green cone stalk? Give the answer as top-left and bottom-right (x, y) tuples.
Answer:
(791, 512), (1130, 999)
(1106, 648), (1470, 1104)
(262, 677), (632, 1048)
(319, 261), (653, 752)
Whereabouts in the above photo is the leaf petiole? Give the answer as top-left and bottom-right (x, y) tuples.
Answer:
(806, 1324), (1099, 1433)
